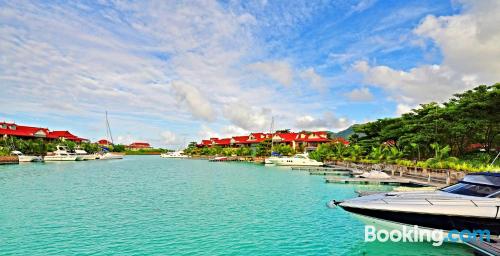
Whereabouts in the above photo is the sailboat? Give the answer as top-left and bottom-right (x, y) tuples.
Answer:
(99, 111), (123, 160)
(264, 116), (281, 165)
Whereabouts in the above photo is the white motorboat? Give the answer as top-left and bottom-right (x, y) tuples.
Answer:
(44, 145), (78, 161)
(160, 150), (189, 158)
(99, 152), (123, 160)
(331, 172), (500, 236)
(10, 150), (43, 162)
(264, 156), (280, 165)
(358, 170), (391, 179)
(74, 148), (97, 160)
(271, 153), (323, 166)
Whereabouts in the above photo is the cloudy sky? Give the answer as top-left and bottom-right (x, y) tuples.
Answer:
(1, 0), (499, 147)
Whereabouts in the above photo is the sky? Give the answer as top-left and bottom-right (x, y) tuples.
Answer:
(1, 0), (499, 148)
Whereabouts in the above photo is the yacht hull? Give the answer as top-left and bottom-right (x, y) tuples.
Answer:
(44, 156), (78, 161)
(273, 161), (323, 166)
(341, 205), (500, 235)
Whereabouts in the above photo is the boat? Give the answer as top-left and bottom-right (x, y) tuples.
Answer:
(264, 156), (280, 164)
(358, 170), (391, 179)
(264, 117), (277, 165)
(10, 150), (43, 162)
(99, 151), (123, 160)
(209, 156), (228, 162)
(160, 150), (189, 158)
(271, 153), (323, 166)
(98, 111), (123, 160)
(44, 145), (78, 161)
(264, 151), (282, 165)
(74, 148), (97, 160)
(331, 172), (500, 236)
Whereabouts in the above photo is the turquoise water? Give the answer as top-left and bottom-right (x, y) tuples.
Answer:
(0, 156), (473, 255)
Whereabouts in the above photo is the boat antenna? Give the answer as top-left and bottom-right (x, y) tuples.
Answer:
(105, 111), (114, 145)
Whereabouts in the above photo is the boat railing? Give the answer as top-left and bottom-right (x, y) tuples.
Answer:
(381, 198), (498, 207)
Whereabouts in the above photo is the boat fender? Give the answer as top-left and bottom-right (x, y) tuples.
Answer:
(326, 200), (342, 208)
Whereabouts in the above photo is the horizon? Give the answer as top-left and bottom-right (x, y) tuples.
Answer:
(1, 0), (499, 148)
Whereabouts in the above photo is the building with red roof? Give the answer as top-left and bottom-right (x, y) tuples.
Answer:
(0, 122), (87, 142)
(128, 142), (152, 150)
(98, 139), (113, 145)
(196, 130), (342, 151)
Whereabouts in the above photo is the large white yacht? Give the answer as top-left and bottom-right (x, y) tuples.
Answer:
(160, 150), (189, 158)
(10, 151), (43, 162)
(44, 145), (78, 161)
(271, 153), (323, 166)
(331, 173), (500, 236)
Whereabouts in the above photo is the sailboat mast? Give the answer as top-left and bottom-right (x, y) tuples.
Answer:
(105, 111), (114, 145)
(270, 116), (274, 151)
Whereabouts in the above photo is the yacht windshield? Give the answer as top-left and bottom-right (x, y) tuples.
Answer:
(441, 182), (500, 197)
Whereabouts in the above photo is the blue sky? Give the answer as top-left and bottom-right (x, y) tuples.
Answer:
(1, 0), (499, 147)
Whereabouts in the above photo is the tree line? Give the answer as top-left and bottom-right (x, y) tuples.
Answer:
(310, 83), (499, 172)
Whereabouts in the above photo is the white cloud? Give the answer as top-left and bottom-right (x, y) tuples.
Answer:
(223, 103), (271, 131)
(300, 68), (325, 90)
(115, 134), (136, 145)
(249, 60), (294, 86)
(345, 87), (374, 102)
(171, 81), (215, 122)
(160, 131), (182, 145)
(221, 125), (250, 137)
(354, 61), (465, 104)
(354, 0), (500, 106)
(395, 104), (414, 116)
(295, 112), (351, 131)
(197, 125), (220, 140)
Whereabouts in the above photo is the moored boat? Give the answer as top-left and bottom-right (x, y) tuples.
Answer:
(10, 151), (43, 162)
(74, 148), (97, 160)
(44, 145), (78, 161)
(99, 152), (123, 160)
(209, 156), (228, 162)
(161, 150), (189, 158)
(271, 153), (323, 166)
(331, 172), (500, 236)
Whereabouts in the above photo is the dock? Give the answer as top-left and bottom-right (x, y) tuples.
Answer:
(324, 177), (437, 187)
(291, 166), (360, 176)
(465, 238), (500, 256)
(0, 156), (18, 165)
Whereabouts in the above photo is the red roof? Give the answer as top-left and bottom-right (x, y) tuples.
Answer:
(214, 138), (231, 146)
(48, 130), (86, 142)
(0, 122), (50, 138)
(129, 142), (151, 148)
(201, 140), (212, 146)
(98, 139), (112, 145)
(0, 122), (85, 142)
(331, 137), (349, 145)
(273, 132), (298, 142)
(232, 135), (251, 144)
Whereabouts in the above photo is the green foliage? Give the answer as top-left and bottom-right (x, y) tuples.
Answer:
(272, 144), (295, 156)
(112, 144), (126, 152)
(353, 84), (500, 158)
(255, 139), (271, 157)
(82, 142), (99, 154)
(236, 147), (252, 156)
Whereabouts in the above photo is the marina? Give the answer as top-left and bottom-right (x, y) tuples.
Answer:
(0, 156), (477, 255)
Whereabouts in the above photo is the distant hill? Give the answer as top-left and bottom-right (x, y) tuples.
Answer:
(331, 125), (358, 139)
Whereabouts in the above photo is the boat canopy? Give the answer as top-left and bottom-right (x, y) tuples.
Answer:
(462, 172), (500, 187)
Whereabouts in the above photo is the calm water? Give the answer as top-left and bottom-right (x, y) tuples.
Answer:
(0, 156), (473, 255)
